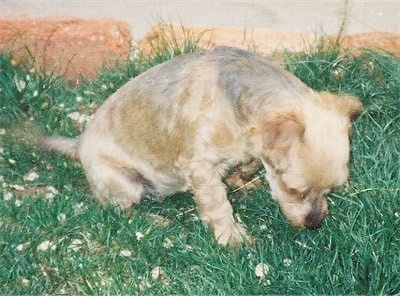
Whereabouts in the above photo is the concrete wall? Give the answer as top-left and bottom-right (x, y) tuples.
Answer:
(1, 0), (399, 40)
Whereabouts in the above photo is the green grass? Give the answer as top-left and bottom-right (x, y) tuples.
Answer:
(1, 39), (399, 294)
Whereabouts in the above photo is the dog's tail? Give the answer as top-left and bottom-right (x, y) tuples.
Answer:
(41, 136), (80, 159)
(7, 120), (80, 159)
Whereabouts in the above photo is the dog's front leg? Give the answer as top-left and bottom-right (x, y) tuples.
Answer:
(186, 162), (254, 247)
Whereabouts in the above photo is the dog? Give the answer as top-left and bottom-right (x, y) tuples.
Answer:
(42, 46), (363, 247)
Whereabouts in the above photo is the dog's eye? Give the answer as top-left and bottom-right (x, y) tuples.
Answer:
(287, 187), (309, 200)
(300, 188), (311, 199)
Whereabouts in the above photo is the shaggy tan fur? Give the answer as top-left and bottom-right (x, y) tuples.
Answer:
(42, 46), (363, 247)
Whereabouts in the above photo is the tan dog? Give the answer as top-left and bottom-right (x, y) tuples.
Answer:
(43, 46), (363, 247)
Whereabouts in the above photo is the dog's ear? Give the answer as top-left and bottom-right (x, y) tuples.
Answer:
(319, 91), (363, 120)
(260, 110), (305, 170)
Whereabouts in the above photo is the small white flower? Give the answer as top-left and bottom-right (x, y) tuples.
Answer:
(101, 84), (108, 90)
(67, 111), (91, 124)
(151, 266), (165, 280)
(135, 231), (144, 241)
(255, 263), (270, 279)
(76, 95), (83, 102)
(3, 191), (13, 201)
(120, 249), (132, 257)
(8, 159), (16, 164)
(16, 242), (30, 252)
(283, 258), (293, 267)
(0, 128), (5, 135)
(163, 237), (173, 249)
(37, 240), (56, 251)
(23, 171), (39, 182)
(45, 192), (55, 201)
(45, 186), (58, 201)
(67, 111), (81, 121)
(21, 278), (30, 287)
(32, 90), (39, 97)
(73, 202), (86, 213)
(47, 186), (59, 195)
(57, 213), (66, 222)
(11, 184), (25, 191)
(15, 199), (23, 207)
(68, 239), (83, 252)
(395, 212), (399, 218)
(100, 276), (113, 287)
(259, 224), (268, 230)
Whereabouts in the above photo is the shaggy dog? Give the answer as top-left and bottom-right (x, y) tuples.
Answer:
(43, 46), (363, 247)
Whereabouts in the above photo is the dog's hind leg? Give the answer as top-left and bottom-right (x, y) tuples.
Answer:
(79, 142), (147, 212)
(86, 162), (145, 212)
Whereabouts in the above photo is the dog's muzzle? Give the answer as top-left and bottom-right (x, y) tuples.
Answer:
(304, 202), (327, 230)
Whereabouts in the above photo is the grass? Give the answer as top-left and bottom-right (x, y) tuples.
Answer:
(0, 38), (399, 294)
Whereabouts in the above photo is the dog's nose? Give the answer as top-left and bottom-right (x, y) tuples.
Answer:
(305, 211), (324, 230)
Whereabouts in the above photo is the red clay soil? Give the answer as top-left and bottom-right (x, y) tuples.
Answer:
(0, 16), (131, 85)
(1, 18), (399, 85)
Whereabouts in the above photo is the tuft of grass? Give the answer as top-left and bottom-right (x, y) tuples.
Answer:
(1, 36), (399, 294)
(136, 23), (204, 67)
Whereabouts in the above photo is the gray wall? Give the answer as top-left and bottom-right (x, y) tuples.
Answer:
(1, 0), (399, 40)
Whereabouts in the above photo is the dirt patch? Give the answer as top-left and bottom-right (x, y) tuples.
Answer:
(0, 16), (131, 85)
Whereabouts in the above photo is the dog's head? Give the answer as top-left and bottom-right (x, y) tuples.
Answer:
(254, 92), (363, 229)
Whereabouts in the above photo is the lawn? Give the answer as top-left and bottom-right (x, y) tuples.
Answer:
(0, 39), (399, 294)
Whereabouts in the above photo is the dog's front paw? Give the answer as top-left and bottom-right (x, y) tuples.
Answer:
(214, 222), (255, 248)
